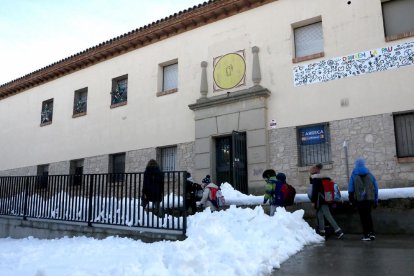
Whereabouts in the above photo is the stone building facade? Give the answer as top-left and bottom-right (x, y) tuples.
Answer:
(1, 0), (413, 195)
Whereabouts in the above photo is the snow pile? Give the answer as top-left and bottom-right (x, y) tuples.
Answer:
(0, 206), (322, 276)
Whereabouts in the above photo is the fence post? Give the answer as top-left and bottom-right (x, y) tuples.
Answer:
(87, 175), (94, 227)
(23, 177), (29, 220)
(182, 171), (187, 235)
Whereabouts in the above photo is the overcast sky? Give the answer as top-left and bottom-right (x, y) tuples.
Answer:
(0, 0), (203, 85)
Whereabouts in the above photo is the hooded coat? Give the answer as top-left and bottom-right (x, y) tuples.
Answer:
(142, 166), (164, 202)
(199, 183), (219, 211)
(348, 159), (378, 203)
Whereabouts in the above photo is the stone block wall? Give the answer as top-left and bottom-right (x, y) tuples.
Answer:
(0, 142), (195, 177)
(269, 113), (414, 193)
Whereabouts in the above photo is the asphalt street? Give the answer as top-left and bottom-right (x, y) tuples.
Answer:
(272, 234), (414, 276)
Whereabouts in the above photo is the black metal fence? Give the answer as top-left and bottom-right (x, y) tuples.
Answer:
(0, 171), (187, 235)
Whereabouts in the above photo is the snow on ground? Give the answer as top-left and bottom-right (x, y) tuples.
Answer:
(0, 183), (413, 275)
(0, 206), (322, 276)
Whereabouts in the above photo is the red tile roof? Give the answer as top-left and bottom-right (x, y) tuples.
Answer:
(0, 0), (274, 100)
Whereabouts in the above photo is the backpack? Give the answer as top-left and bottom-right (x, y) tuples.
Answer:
(275, 183), (296, 207)
(321, 178), (335, 203)
(307, 183), (313, 200)
(354, 174), (375, 201)
(209, 187), (226, 208)
(334, 183), (342, 201)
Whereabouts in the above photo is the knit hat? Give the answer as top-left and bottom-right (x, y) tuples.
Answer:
(276, 172), (286, 182)
(202, 175), (211, 184)
(355, 158), (366, 167)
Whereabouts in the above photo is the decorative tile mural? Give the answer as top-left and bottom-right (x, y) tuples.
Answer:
(293, 40), (414, 87)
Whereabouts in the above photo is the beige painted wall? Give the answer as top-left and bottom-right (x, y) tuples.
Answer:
(1, 0), (413, 171)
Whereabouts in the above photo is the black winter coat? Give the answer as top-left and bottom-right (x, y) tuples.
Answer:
(310, 174), (329, 208)
(142, 167), (164, 202)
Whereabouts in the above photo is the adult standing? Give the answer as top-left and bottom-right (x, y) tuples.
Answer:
(310, 165), (344, 239)
(348, 158), (379, 241)
(142, 159), (164, 217)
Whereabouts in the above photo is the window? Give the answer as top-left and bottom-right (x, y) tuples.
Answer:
(157, 61), (178, 96)
(40, 99), (53, 126)
(297, 123), (331, 166)
(394, 112), (414, 158)
(111, 75), (128, 107)
(37, 164), (49, 189)
(382, 0), (414, 41)
(73, 88), (88, 116)
(70, 159), (84, 186)
(158, 146), (176, 171)
(163, 63), (178, 91)
(110, 153), (125, 182)
(293, 21), (324, 62)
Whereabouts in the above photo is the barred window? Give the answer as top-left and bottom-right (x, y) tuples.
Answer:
(73, 88), (88, 116)
(37, 164), (49, 189)
(110, 153), (125, 174)
(159, 146), (176, 172)
(110, 153), (126, 182)
(111, 75), (128, 106)
(294, 21), (324, 58)
(40, 99), (53, 125)
(297, 123), (331, 166)
(394, 112), (414, 157)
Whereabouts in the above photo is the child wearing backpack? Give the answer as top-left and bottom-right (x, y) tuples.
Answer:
(348, 158), (379, 241)
(310, 165), (344, 239)
(263, 169), (282, 216)
(196, 175), (223, 212)
(262, 170), (295, 215)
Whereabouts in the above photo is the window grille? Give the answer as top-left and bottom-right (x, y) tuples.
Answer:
(111, 154), (125, 174)
(160, 147), (176, 171)
(41, 99), (53, 124)
(297, 123), (331, 166)
(394, 112), (414, 157)
(110, 153), (126, 182)
(73, 88), (88, 115)
(37, 164), (49, 189)
(111, 77), (128, 105)
(163, 63), (178, 91)
(294, 22), (324, 58)
(382, 0), (414, 37)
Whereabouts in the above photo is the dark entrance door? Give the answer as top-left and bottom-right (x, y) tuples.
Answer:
(215, 131), (248, 194)
(232, 131), (248, 194)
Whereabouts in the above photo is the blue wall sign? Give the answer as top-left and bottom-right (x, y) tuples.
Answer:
(299, 125), (325, 145)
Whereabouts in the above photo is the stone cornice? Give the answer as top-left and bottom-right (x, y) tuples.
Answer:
(0, 0), (275, 100)
(188, 85), (271, 111)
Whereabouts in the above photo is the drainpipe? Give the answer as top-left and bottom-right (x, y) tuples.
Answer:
(343, 141), (350, 183)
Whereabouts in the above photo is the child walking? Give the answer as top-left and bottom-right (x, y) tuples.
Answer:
(310, 165), (344, 239)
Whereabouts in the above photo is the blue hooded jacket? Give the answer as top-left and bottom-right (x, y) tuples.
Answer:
(348, 159), (378, 203)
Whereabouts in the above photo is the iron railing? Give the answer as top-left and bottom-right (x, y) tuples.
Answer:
(0, 171), (187, 235)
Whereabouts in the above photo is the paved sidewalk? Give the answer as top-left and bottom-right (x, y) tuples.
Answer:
(272, 235), (414, 276)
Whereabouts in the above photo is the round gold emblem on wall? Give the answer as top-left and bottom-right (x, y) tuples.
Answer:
(213, 52), (246, 90)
